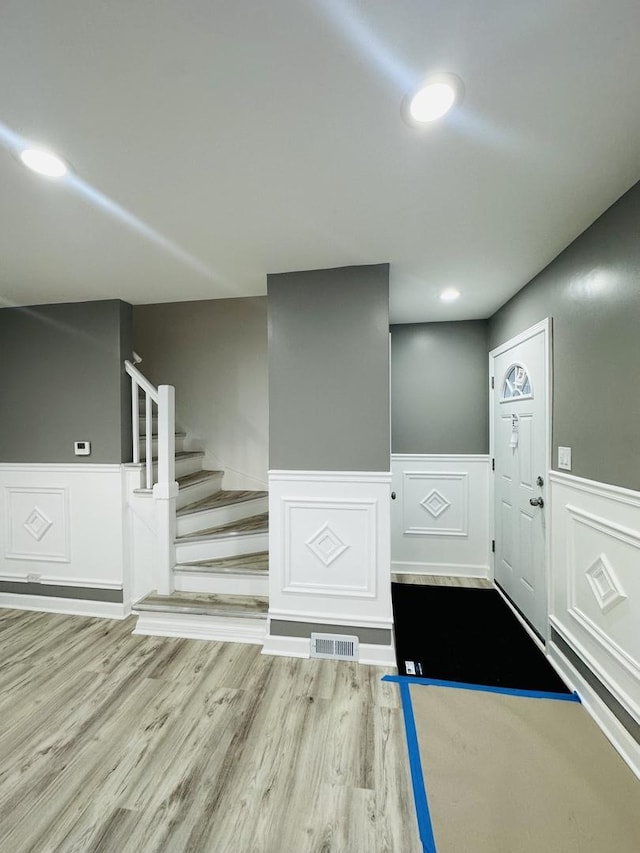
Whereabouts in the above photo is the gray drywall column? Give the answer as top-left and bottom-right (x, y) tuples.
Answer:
(268, 264), (390, 472)
(488, 181), (640, 489)
(391, 321), (489, 454)
(0, 300), (133, 463)
(265, 265), (392, 660)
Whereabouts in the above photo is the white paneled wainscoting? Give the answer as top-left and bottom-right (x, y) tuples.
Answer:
(548, 471), (640, 775)
(0, 463), (129, 618)
(391, 454), (491, 579)
(264, 470), (395, 665)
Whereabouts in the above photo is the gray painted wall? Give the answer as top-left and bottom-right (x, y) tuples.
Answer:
(134, 297), (268, 489)
(489, 181), (640, 490)
(268, 264), (390, 472)
(391, 321), (489, 454)
(0, 300), (133, 463)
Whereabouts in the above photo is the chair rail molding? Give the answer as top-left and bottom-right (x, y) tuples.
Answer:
(391, 454), (491, 578)
(265, 470), (392, 657)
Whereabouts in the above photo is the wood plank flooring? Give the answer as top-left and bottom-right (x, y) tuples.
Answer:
(0, 609), (420, 853)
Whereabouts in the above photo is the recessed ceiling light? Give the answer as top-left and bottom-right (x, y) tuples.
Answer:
(440, 288), (460, 302)
(402, 73), (464, 126)
(20, 147), (69, 178)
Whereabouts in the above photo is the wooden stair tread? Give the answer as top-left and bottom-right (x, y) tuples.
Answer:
(177, 469), (224, 488)
(133, 591), (268, 618)
(177, 489), (268, 516)
(176, 513), (268, 542)
(175, 552), (269, 574)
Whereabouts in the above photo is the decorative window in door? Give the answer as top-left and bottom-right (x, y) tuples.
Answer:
(501, 364), (532, 401)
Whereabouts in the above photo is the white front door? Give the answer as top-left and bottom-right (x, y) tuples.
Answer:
(490, 319), (550, 637)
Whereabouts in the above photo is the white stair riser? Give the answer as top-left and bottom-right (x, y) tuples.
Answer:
(133, 611), (266, 644)
(176, 497), (269, 536)
(175, 532), (269, 563)
(176, 475), (224, 509)
(174, 571), (269, 597)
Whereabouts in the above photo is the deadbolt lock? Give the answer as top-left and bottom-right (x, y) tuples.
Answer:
(536, 476), (544, 487)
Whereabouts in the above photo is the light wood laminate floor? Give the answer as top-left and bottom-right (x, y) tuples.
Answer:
(0, 609), (420, 853)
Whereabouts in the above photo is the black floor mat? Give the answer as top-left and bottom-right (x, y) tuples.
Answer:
(392, 583), (570, 694)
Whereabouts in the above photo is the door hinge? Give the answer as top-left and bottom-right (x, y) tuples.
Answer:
(492, 458), (495, 471)
(492, 539), (496, 553)
(491, 376), (495, 389)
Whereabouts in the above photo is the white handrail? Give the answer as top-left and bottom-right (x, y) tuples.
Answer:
(125, 360), (158, 403)
(125, 360), (174, 491)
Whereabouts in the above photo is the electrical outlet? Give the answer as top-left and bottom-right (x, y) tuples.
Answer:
(74, 440), (91, 456)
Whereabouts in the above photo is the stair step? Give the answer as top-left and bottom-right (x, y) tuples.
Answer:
(176, 490), (269, 536)
(173, 551), (269, 596)
(177, 490), (268, 516)
(133, 591), (268, 619)
(176, 552), (269, 574)
(176, 513), (268, 542)
(176, 470), (224, 509)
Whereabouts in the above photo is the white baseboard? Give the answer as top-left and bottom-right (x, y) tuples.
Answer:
(133, 611), (266, 645)
(391, 560), (490, 579)
(0, 593), (129, 620)
(549, 639), (640, 780)
(261, 633), (397, 667)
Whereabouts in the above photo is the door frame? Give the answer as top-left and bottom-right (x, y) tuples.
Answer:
(489, 317), (553, 644)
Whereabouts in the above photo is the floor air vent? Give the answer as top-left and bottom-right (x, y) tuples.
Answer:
(310, 633), (359, 661)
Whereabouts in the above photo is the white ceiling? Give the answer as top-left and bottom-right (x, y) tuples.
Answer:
(1, 1), (639, 322)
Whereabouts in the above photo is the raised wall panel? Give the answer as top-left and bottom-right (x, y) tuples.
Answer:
(391, 455), (490, 578)
(267, 471), (391, 631)
(282, 498), (376, 598)
(402, 471), (467, 537)
(0, 464), (127, 608)
(549, 471), (640, 726)
(4, 487), (69, 563)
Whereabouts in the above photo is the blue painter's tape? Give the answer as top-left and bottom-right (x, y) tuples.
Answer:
(382, 674), (580, 703)
(398, 680), (437, 853)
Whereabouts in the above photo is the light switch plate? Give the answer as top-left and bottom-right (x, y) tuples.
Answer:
(558, 446), (571, 471)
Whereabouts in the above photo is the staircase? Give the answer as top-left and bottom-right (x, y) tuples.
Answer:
(125, 360), (269, 644)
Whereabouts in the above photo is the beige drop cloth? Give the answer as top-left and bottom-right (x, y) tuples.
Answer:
(409, 683), (640, 852)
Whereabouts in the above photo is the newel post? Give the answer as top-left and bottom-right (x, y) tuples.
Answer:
(152, 384), (178, 595)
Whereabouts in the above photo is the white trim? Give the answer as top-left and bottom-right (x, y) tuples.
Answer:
(391, 454), (490, 464)
(494, 581), (546, 653)
(489, 317), (553, 641)
(490, 317), (552, 356)
(268, 607), (393, 630)
(133, 611), (266, 644)
(549, 637), (640, 780)
(0, 593), (128, 620)
(0, 463), (123, 474)
(0, 573), (122, 590)
(261, 633), (397, 667)
(391, 561), (490, 579)
(550, 616), (640, 723)
(549, 470), (640, 507)
(268, 470), (392, 483)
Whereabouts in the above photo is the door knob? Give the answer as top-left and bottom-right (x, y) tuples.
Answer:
(529, 496), (544, 508)
(391, 491), (397, 500)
